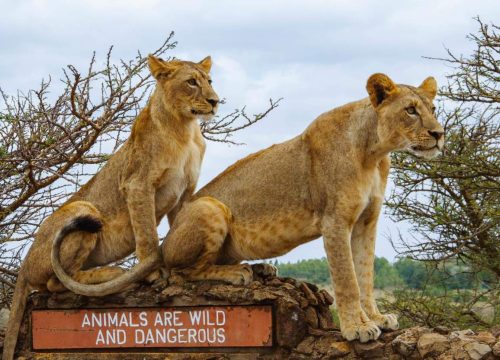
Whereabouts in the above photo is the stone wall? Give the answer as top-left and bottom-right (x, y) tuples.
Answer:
(3, 264), (499, 359)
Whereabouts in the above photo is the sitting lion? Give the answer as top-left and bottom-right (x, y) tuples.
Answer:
(161, 73), (444, 342)
(3, 55), (219, 360)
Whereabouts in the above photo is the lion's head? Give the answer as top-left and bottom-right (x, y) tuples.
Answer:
(148, 55), (219, 121)
(366, 73), (444, 159)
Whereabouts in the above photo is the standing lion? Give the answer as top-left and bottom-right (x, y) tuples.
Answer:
(161, 73), (444, 342)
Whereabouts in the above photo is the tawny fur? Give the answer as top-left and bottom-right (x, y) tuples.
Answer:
(3, 55), (219, 360)
(162, 74), (444, 343)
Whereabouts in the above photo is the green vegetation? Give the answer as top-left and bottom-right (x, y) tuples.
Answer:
(276, 256), (498, 329)
(275, 256), (489, 291)
(273, 258), (330, 286)
(375, 257), (404, 289)
(383, 19), (499, 330)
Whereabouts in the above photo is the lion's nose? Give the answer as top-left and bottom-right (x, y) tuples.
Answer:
(428, 130), (444, 140)
(207, 98), (219, 107)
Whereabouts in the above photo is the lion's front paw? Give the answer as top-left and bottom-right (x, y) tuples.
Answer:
(225, 264), (253, 286)
(145, 269), (161, 283)
(251, 263), (278, 278)
(371, 313), (399, 330)
(342, 321), (381, 343)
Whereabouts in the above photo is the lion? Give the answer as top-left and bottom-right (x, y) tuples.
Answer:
(161, 73), (444, 343)
(3, 55), (219, 359)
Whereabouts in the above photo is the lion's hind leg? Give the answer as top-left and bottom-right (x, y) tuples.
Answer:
(45, 200), (126, 292)
(46, 227), (98, 292)
(162, 196), (253, 286)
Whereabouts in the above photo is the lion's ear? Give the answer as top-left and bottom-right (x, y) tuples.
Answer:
(147, 55), (178, 80)
(366, 73), (399, 107)
(198, 56), (212, 73)
(418, 76), (437, 99)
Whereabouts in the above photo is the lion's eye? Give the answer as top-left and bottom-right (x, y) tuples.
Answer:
(187, 79), (197, 86)
(406, 106), (417, 115)
(208, 79), (212, 85)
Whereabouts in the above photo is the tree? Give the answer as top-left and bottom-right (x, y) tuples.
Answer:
(385, 18), (499, 328)
(374, 257), (404, 289)
(393, 258), (428, 289)
(0, 34), (280, 307)
(276, 258), (331, 285)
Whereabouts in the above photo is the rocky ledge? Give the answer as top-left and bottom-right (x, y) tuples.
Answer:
(3, 264), (500, 359)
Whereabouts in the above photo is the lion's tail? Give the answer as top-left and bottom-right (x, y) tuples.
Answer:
(51, 215), (160, 297)
(3, 270), (30, 360)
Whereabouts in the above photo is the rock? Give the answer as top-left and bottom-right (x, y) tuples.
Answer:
(474, 331), (496, 345)
(444, 342), (474, 360)
(490, 325), (500, 338)
(275, 301), (307, 348)
(298, 297), (309, 309)
(437, 354), (455, 360)
(327, 341), (351, 358)
(463, 342), (491, 360)
(251, 288), (278, 302)
(304, 282), (319, 292)
(283, 277), (299, 287)
(311, 335), (351, 359)
(299, 282), (318, 306)
(492, 341), (500, 357)
(281, 282), (299, 291)
(11, 261), (500, 360)
(417, 333), (450, 358)
(160, 284), (184, 297)
(204, 284), (247, 302)
(434, 326), (451, 335)
(446, 328), (495, 360)
(306, 328), (341, 339)
(393, 326), (430, 357)
(380, 329), (404, 343)
(450, 329), (476, 341)
(353, 340), (385, 358)
(151, 277), (168, 290)
(266, 278), (284, 287)
(304, 306), (319, 328)
(317, 305), (335, 330)
(295, 336), (316, 355)
(320, 289), (334, 305)
(315, 290), (326, 305)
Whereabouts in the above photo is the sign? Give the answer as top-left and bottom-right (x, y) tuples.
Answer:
(32, 306), (273, 350)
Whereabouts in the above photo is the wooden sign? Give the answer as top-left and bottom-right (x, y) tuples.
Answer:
(32, 305), (273, 350)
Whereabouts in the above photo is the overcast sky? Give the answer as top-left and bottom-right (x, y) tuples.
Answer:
(1, 0), (497, 262)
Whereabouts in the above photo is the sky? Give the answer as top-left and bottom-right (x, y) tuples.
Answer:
(0, 0), (497, 262)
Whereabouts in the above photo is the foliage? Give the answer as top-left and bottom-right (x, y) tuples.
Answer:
(330, 307), (340, 326)
(275, 256), (486, 290)
(275, 258), (331, 285)
(374, 257), (405, 289)
(387, 17), (499, 278)
(276, 255), (499, 329)
(385, 18), (499, 329)
(379, 286), (499, 330)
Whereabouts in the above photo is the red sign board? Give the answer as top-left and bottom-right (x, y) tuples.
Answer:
(32, 306), (273, 350)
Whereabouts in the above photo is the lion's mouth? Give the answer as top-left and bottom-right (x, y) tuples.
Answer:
(409, 144), (443, 159)
(191, 109), (215, 115)
(411, 145), (438, 152)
